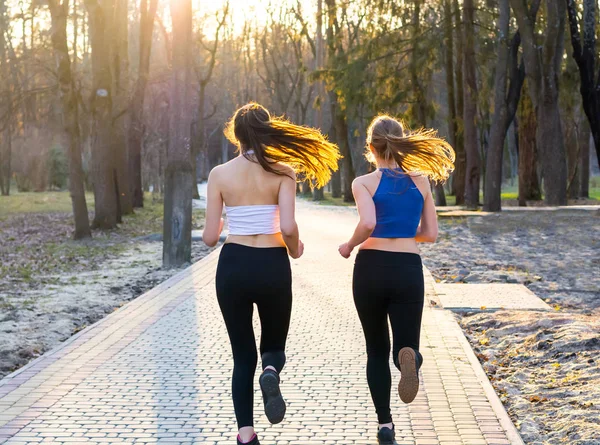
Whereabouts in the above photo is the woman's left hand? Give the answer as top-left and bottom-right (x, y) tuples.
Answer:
(338, 242), (353, 259)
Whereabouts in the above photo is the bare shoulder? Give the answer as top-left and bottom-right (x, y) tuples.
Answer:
(353, 171), (379, 196)
(353, 171), (378, 187)
(208, 163), (226, 182)
(274, 163), (296, 180)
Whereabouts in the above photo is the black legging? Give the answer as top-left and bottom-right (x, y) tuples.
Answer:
(353, 249), (425, 425)
(216, 243), (292, 429)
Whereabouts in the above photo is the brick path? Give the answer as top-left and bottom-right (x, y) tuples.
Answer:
(0, 204), (523, 444)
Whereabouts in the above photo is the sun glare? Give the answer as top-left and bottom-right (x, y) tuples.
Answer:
(197, 0), (316, 34)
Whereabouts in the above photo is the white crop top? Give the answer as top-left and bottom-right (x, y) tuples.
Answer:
(225, 205), (281, 235)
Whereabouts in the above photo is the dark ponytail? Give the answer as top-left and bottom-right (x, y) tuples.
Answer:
(224, 103), (341, 188)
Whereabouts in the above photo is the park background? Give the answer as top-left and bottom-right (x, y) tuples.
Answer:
(0, 0), (599, 443)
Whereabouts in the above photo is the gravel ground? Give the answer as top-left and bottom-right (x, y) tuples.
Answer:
(420, 208), (600, 445)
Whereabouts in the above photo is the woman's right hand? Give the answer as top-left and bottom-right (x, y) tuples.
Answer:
(289, 240), (304, 259)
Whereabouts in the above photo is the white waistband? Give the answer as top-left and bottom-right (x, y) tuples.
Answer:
(225, 205), (281, 235)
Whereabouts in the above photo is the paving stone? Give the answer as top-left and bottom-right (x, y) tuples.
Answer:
(0, 206), (523, 444)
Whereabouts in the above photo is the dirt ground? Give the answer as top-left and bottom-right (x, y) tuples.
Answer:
(0, 204), (212, 379)
(420, 208), (600, 445)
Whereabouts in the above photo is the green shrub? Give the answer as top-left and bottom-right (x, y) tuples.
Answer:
(48, 145), (68, 190)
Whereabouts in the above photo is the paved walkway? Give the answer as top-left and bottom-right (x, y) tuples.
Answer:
(0, 204), (522, 445)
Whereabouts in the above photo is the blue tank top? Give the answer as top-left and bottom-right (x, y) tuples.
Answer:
(370, 169), (424, 238)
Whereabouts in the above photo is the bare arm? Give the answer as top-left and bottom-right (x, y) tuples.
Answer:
(202, 168), (224, 247)
(278, 171), (303, 258)
(339, 178), (376, 258)
(414, 178), (438, 243)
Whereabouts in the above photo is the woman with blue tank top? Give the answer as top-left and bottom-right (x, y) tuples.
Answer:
(338, 115), (455, 445)
(202, 103), (340, 445)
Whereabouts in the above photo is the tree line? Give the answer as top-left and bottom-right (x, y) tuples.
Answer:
(0, 0), (598, 265)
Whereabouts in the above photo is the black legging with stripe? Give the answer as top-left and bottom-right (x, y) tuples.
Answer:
(216, 243), (292, 429)
(353, 249), (425, 424)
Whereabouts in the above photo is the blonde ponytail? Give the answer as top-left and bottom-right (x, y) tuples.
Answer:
(366, 115), (455, 183)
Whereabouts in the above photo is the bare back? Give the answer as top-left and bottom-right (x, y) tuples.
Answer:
(218, 156), (286, 206)
(207, 155), (296, 248)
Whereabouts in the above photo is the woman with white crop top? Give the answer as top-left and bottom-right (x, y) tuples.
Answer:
(202, 103), (340, 445)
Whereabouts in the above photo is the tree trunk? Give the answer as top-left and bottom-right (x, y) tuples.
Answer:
(221, 132), (229, 164)
(0, 0), (11, 196)
(192, 85), (205, 200)
(301, 181), (312, 197)
(537, 101), (568, 205)
(579, 119), (590, 197)
(313, 0), (325, 202)
(410, 0), (428, 126)
(335, 112), (354, 203)
(112, 0), (132, 216)
(86, 0), (118, 229)
(128, 0), (158, 208)
(163, 0), (193, 268)
(0, 127), (11, 196)
(566, 111), (581, 199)
(443, 0), (457, 152)
(313, 187), (325, 201)
(433, 183), (447, 206)
(518, 88), (541, 206)
(507, 120), (518, 184)
(327, 93), (342, 198)
(484, 0), (510, 211)
(408, 0), (446, 207)
(49, 0), (91, 238)
(325, 0), (352, 201)
(462, 0), (480, 209)
(452, 0), (465, 204)
(566, 0), (600, 171)
(511, 0), (567, 205)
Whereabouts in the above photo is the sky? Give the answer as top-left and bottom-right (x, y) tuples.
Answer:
(2, 0), (318, 50)
(193, 0), (317, 35)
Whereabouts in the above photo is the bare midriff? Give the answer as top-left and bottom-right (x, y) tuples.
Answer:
(225, 233), (287, 248)
(359, 237), (420, 254)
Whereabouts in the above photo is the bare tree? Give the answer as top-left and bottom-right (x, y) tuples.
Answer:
(313, 0), (325, 201)
(112, 0), (132, 216)
(510, 0), (568, 205)
(193, 2), (228, 193)
(257, 8), (302, 115)
(566, 0), (600, 170)
(452, 0), (466, 204)
(517, 87), (542, 206)
(163, 0), (193, 267)
(86, 0), (119, 228)
(325, 0), (354, 202)
(462, 0), (480, 209)
(48, 0), (91, 238)
(443, 0), (456, 195)
(579, 119), (590, 197)
(484, 0), (540, 211)
(129, 0), (158, 208)
(0, 0), (11, 195)
(483, 0), (510, 211)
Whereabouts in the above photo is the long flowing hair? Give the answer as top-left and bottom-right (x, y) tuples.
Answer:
(366, 115), (455, 183)
(224, 103), (340, 188)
